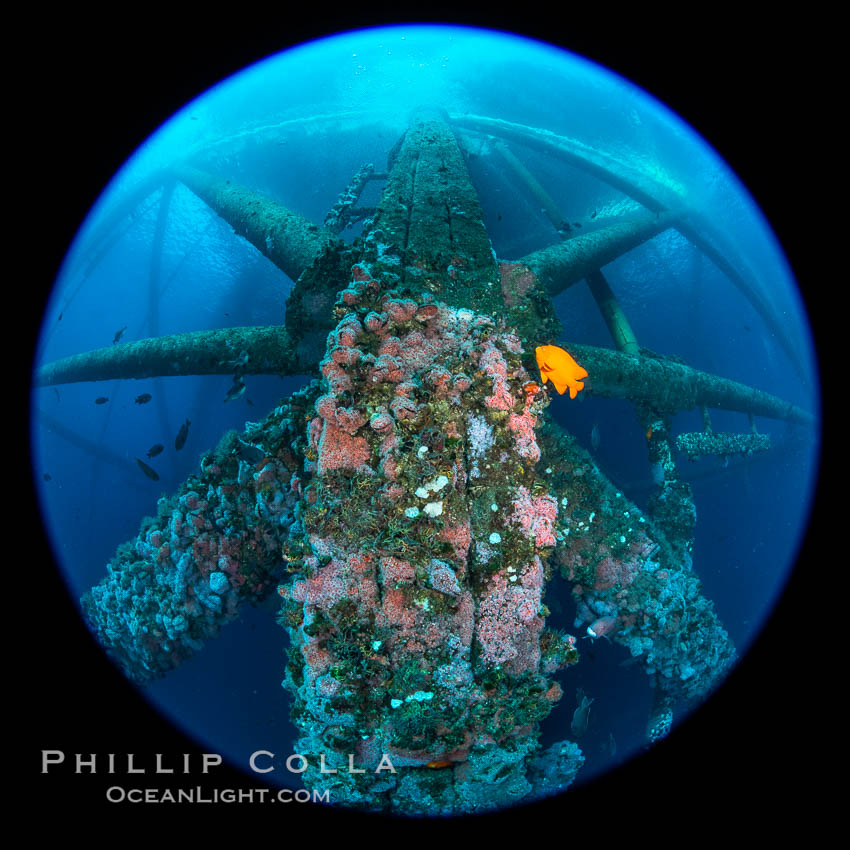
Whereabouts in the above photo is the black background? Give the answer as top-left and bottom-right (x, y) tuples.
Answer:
(22, 5), (828, 834)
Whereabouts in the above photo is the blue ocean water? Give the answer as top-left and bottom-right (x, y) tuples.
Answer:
(30, 25), (820, 803)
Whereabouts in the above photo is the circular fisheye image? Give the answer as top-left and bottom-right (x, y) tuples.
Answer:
(30, 24), (819, 816)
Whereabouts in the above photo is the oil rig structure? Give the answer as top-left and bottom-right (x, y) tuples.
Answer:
(35, 108), (814, 814)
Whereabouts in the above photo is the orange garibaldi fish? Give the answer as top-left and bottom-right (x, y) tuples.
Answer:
(535, 345), (588, 399)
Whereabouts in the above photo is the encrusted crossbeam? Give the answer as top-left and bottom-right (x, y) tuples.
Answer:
(568, 344), (814, 426)
(34, 326), (300, 387)
(517, 211), (682, 297)
(676, 431), (771, 461)
(175, 165), (339, 282)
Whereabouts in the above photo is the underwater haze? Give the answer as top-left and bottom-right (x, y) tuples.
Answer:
(31, 25), (820, 815)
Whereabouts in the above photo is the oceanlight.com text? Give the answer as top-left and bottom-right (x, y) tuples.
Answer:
(105, 786), (330, 804)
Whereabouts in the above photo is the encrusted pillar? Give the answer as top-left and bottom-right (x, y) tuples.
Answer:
(585, 269), (640, 356)
(368, 110), (503, 313)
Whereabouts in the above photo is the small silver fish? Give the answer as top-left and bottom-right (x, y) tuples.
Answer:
(136, 457), (160, 481)
(175, 419), (191, 451)
(599, 732), (616, 758)
(571, 687), (594, 739)
(224, 377), (246, 403)
(591, 423), (600, 451)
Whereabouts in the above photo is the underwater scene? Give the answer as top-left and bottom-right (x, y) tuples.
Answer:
(30, 25), (820, 816)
